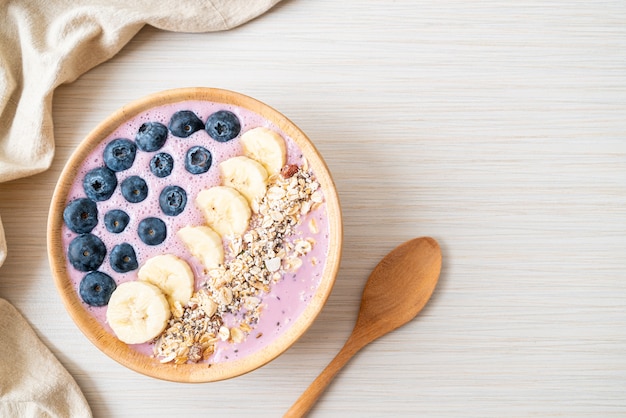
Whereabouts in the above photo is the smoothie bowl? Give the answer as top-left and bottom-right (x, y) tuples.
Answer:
(47, 88), (342, 382)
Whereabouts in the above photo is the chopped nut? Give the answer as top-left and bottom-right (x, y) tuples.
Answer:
(270, 210), (284, 222)
(218, 326), (230, 341)
(281, 164), (299, 178)
(188, 344), (203, 363)
(198, 292), (217, 317)
(267, 186), (286, 200)
(264, 257), (282, 273)
(285, 256), (303, 271)
(300, 201), (312, 215)
(202, 345), (215, 360)
(311, 190), (324, 203)
(230, 327), (245, 344)
(243, 296), (260, 310)
(171, 301), (184, 318)
(217, 287), (233, 305)
(159, 353), (176, 364)
(294, 239), (312, 255)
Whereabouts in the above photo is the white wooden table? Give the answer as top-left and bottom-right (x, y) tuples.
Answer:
(1, 1), (625, 416)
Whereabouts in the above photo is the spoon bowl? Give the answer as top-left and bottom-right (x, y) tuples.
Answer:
(285, 236), (442, 417)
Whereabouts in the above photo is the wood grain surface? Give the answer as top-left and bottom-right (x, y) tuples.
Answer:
(0, 1), (625, 416)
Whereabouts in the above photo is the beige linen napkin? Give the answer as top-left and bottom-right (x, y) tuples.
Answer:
(0, 0), (281, 415)
(0, 299), (91, 417)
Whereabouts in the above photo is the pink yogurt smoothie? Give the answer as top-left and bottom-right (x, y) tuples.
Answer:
(61, 100), (329, 363)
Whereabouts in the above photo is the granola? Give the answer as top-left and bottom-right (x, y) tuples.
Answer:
(153, 164), (323, 364)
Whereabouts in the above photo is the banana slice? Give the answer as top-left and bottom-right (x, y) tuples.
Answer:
(106, 281), (171, 344)
(241, 127), (287, 174)
(219, 156), (268, 205)
(196, 186), (251, 237)
(177, 225), (224, 269)
(137, 254), (195, 307)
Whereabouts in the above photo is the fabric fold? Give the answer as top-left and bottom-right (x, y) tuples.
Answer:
(0, 299), (92, 417)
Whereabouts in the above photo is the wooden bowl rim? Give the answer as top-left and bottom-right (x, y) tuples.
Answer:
(47, 87), (343, 382)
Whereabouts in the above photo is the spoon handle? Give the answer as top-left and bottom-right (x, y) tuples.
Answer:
(284, 333), (367, 418)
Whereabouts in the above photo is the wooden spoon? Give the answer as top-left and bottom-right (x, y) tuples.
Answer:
(284, 236), (442, 417)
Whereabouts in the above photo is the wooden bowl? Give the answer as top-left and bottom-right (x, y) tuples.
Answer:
(47, 88), (342, 382)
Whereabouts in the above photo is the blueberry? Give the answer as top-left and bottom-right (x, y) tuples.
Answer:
(205, 110), (241, 142)
(63, 198), (98, 234)
(68, 234), (106, 272)
(137, 217), (167, 246)
(159, 185), (187, 216)
(184, 146), (212, 174)
(104, 209), (130, 233)
(135, 122), (168, 152)
(103, 138), (136, 172)
(168, 110), (204, 138)
(79, 271), (116, 307)
(83, 167), (117, 202)
(149, 152), (174, 178)
(120, 175), (148, 203)
(109, 243), (138, 273)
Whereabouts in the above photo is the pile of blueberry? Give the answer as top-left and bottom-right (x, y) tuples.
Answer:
(64, 110), (241, 307)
